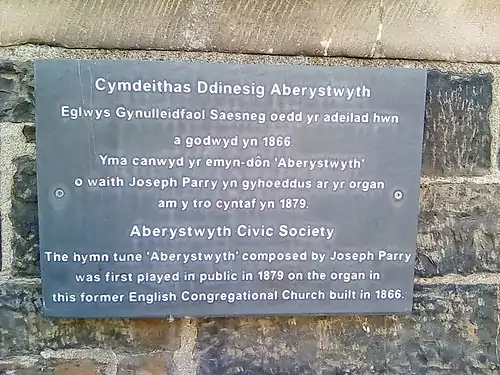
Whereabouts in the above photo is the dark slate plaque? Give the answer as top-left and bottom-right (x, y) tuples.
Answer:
(35, 60), (427, 318)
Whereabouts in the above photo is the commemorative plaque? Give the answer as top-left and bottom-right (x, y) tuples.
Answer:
(35, 60), (427, 318)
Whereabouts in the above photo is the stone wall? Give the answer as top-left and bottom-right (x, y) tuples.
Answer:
(2, 44), (500, 375)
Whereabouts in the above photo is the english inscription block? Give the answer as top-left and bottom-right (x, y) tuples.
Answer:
(35, 60), (427, 318)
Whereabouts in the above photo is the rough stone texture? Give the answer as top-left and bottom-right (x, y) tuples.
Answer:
(12, 156), (37, 203)
(416, 183), (500, 277)
(0, 76), (15, 119)
(0, 61), (16, 72)
(196, 284), (499, 375)
(422, 71), (493, 176)
(2, 0), (500, 62)
(0, 61), (34, 122)
(1, 281), (499, 373)
(22, 125), (35, 143)
(117, 353), (174, 375)
(0, 359), (105, 375)
(0, 282), (181, 357)
(10, 155), (39, 277)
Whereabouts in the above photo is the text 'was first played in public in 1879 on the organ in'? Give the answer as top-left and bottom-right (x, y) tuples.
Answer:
(35, 60), (427, 318)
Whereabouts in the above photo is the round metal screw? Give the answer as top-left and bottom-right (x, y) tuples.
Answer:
(54, 188), (65, 199)
(393, 190), (404, 201)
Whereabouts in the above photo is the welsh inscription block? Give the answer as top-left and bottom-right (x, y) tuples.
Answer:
(35, 60), (427, 318)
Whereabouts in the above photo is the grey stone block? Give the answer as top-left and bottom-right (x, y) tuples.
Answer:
(9, 156), (38, 277)
(22, 125), (35, 143)
(417, 183), (500, 277)
(0, 61), (34, 122)
(422, 71), (493, 176)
